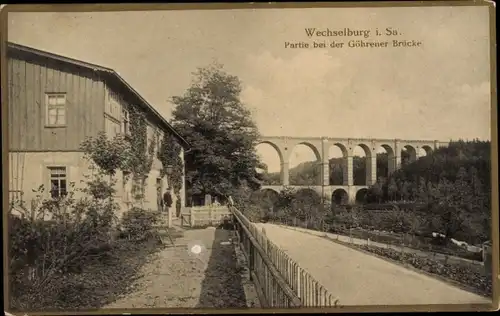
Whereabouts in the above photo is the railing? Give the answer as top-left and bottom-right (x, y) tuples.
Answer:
(181, 205), (232, 228)
(230, 206), (337, 308)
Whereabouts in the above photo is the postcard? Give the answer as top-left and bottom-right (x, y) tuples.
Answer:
(2, 2), (497, 314)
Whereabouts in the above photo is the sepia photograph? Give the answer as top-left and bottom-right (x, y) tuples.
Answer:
(2, 2), (497, 314)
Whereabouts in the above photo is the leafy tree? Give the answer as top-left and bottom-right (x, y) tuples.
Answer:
(329, 162), (343, 185)
(376, 152), (389, 179)
(371, 179), (384, 203)
(417, 177), (428, 204)
(290, 162), (321, 185)
(261, 171), (281, 185)
(276, 187), (296, 212)
(170, 63), (262, 200)
(430, 171), (473, 240)
(80, 132), (130, 176)
(387, 178), (398, 201)
(426, 180), (438, 203)
(352, 157), (366, 185)
(400, 181), (411, 201)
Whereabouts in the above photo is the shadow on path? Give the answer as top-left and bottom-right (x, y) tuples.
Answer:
(196, 227), (247, 308)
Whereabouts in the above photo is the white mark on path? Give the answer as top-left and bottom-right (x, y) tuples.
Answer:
(187, 240), (206, 256)
(186, 240), (208, 265)
(220, 241), (231, 246)
(190, 244), (202, 255)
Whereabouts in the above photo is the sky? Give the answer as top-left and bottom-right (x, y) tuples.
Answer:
(8, 6), (492, 172)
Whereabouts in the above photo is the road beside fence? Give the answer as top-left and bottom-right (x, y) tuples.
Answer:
(230, 207), (339, 308)
(255, 223), (491, 306)
(276, 224), (491, 297)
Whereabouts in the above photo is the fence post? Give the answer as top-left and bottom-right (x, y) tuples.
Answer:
(190, 208), (195, 227)
(249, 240), (255, 280)
(239, 223), (244, 247)
(315, 282), (320, 306)
(209, 205), (212, 226)
(296, 265), (301, 299)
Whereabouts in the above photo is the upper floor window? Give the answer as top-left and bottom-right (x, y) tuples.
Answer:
(105, 118), (121, 140)
(122, 109), (130, 135)
(46, 93), (67, 127)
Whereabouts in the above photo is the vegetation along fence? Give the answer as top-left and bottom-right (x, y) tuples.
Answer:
(230, 206), (337, 308)
(181, 205), (232, 228)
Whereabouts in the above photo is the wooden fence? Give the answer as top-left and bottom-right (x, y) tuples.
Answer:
(180, 205), (233, 228)
(230, 206), (336, 308)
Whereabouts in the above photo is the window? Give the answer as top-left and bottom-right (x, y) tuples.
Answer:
(46, 93), (66, 127)
(105, 118), (121, 139)
(132, 176), (145, 200)
(122, 109), (130, 135)
(107, 90), (119, 118)
(48, 167), (67, 198)
(114, 124), (120, 137)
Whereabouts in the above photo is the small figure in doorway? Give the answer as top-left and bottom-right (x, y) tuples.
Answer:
(157, 186), (163, 212)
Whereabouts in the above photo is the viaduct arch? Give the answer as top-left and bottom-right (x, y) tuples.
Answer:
(256, 136), (446, 204)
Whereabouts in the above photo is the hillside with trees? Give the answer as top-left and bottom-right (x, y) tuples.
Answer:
(364, 139), (491, 243)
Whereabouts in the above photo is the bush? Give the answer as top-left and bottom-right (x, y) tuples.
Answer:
(240, 204), (267, 222)
(356, 245), (492, 296)
(119, 208), (159, 241)
(8, 185), (119, 310)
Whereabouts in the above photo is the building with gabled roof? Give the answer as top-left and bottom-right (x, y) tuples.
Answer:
(6, 41), (190, 216)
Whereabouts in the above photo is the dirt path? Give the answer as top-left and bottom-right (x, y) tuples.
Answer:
(255, 223), (492, 306)
(105, 225), (259, 309)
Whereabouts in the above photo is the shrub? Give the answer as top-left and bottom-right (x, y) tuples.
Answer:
(356, 245), (492, 296)
(8, 184), (119, 310)
(119, 208), (159, 241)
(240, 204), (267, 222)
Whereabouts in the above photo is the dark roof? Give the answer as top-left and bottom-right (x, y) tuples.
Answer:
(6, 41), (190, 150)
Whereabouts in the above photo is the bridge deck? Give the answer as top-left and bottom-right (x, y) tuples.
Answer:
(255, 223), (491, 306)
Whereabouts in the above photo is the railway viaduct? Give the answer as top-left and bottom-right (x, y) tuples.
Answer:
(256, 136), (448, 204)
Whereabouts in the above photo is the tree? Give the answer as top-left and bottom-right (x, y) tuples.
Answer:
(417, 176), (428, 204)
(453, 167), (472, 208)
(376, 152), (389, 179)
(170, 63), (262, 200)
(400, 181), (411, 201)
(387, 178), (398, 201)
(430, 171), (473, 240)
(371, 179), (384, 203)
(426, 180), (437, 201)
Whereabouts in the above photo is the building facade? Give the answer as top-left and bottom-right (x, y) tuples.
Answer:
(7, 42), (190, 217)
